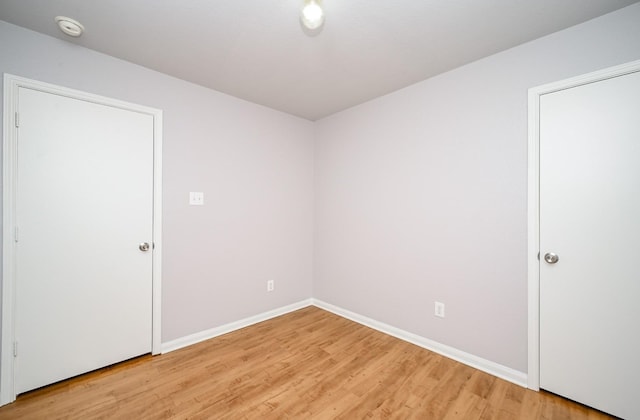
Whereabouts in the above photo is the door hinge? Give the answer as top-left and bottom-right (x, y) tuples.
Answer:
(15, 226), (19, 243)
(13, 341), (18, 357)
(15, 112), (19, 128)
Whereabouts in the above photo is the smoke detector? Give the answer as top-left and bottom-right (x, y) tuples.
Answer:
(55, 16), (84, 37)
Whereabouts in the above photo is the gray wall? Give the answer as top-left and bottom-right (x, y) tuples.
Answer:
(0, 20), (315, 342)
(314, 3), (640, 373)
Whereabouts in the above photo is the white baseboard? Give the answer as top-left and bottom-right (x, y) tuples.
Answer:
(311, 299), (528, 388)
(161, 299), (313, 353)
(161, 297), (527, 388)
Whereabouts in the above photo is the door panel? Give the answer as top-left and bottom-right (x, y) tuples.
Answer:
(539, 71), (640, 419)
(15, 87), (153, 393)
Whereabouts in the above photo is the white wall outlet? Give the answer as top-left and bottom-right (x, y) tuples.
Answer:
(435, 301), (445, 318)
(189, 192), (204, 205)
(267, 280), (275, 292)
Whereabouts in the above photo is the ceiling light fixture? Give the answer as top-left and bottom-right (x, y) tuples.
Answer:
(301, 0), (325, 30)
(55, 16), (84, 37)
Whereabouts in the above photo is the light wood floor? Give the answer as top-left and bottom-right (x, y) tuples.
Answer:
(0, 306), (614, 419)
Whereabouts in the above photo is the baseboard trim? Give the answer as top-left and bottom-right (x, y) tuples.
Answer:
(161, 299), (314, 353)
(311, 299), (528, 388)
(161, 297), (527, 387)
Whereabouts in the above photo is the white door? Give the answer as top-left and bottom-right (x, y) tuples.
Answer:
(15, 87), (154, 394)
(539, 70), (640, 419)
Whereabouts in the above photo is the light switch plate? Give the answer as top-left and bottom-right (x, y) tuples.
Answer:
(189, 192), (204, 205)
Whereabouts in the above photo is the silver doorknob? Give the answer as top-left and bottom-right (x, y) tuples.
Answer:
(544, 252), (559, 264)
(139, 242), (150, 252)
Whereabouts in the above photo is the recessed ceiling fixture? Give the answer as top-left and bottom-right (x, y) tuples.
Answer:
(54, 16), (85, 37)
(301, 0), (324, 30)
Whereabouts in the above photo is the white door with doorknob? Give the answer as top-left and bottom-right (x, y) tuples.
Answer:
(13, 85), (155, 394)
(539, 68), (640, 419)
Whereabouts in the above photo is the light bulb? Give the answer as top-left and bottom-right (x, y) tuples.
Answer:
(301, 0), (324, 30)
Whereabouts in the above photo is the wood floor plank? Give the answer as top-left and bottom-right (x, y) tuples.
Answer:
(0, 306), (616, 419)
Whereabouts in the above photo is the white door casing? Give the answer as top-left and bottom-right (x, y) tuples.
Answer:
(2, 75), (162, 404)
(528, 60), (640, 419)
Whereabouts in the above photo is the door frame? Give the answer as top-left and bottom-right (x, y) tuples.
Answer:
(1, 74), (163, 405)
(527, 59), (640, 390)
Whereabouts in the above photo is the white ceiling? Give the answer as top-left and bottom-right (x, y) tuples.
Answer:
(1, 0), (638, 120)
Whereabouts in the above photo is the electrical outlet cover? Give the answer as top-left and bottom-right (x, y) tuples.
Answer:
(189, 192), (204, 205)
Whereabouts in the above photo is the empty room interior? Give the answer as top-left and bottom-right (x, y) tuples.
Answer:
(1, 1), (640, 418)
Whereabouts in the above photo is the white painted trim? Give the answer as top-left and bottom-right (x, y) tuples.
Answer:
(527, 59), (640, 392)
(527, 80), (541, 391)
(1, 74), (163, 405)
(151, 105), (163, 357)
(312, 299), (527, 387)
(161, 299), (314, 353)
(162, 298), (527, 386)
(2, 74), (19, 406)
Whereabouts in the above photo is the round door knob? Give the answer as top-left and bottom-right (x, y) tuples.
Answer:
(139, 242), (150, 252)
(544, 252), (559, 264)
